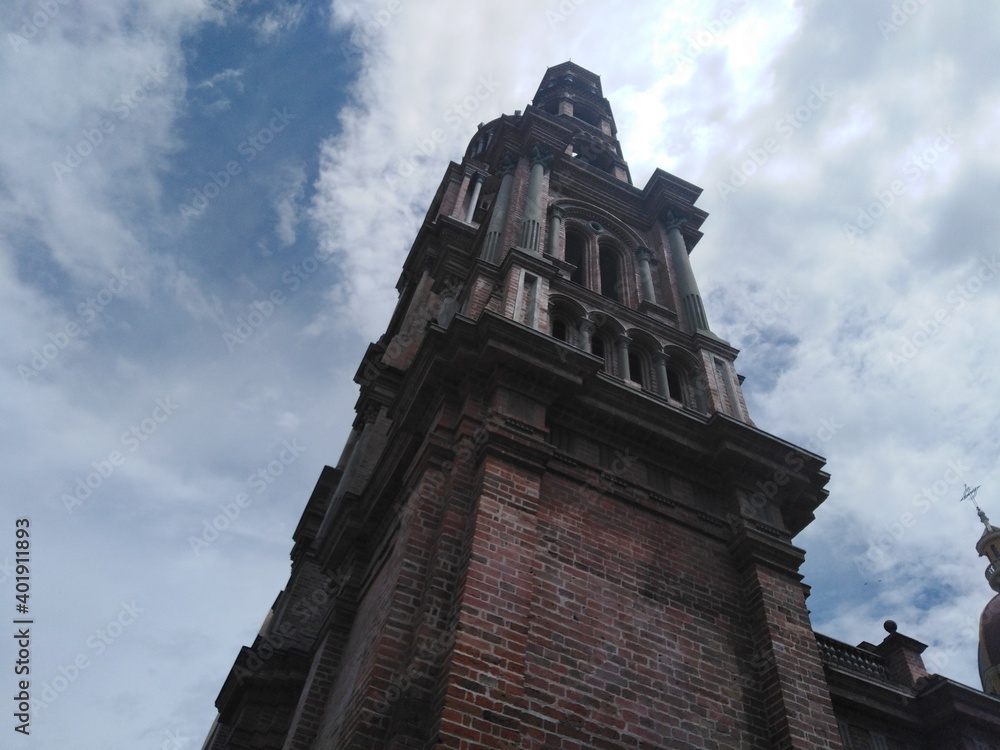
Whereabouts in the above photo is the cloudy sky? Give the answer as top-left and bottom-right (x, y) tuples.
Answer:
(3, 0), (999, 746)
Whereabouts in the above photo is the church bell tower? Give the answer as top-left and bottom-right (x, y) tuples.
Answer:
(202, 62), (844, 750)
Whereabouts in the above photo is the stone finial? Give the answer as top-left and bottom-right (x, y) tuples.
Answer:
(874, 622), (929, 688)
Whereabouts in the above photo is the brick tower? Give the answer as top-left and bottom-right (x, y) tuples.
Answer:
(202, 62), (845, 750)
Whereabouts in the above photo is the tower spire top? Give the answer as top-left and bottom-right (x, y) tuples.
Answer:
(970, 485), (1000, 695)
(967, 485), (1000, 594)
(962, 483), (992, 530)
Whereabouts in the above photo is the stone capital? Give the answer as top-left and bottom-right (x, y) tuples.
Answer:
(664, 211), (687, 233)
(498, 151), (518, 176)
(438, 275), (462, 299)
(529, 143), (554, 169)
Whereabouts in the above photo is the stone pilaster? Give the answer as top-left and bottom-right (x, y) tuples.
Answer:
(481, 153), (517, 264)
(463, 173), (484, 224)
(665, 212), (711, 333)
(547, 205), (565, 260)
(636, 246), (656, 303)
(518, 144), (552, 254)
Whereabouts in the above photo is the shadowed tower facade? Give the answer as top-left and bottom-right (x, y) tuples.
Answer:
(202, 63), (1000, 750)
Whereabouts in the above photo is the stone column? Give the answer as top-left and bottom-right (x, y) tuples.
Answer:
(463, 173), (484, 224)
(547, 206), (565, 260)
(665, 212), (711, 332)
(653, 351), (670, 399)
(636, 246), (656, 303)
(616, 335), (631, 381)
(578, 319), (594, 353)
(519, 144), (552, 254)
(481, 153), (517, 264)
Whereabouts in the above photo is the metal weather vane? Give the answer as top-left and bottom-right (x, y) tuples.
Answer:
(961, 483), (982, 509)
(961, 483), (992, 528)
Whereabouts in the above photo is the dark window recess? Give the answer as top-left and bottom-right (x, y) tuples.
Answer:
(628, 352), (644, 387)
(553, 319), (567, 341)
(473, 195), (492, 224)
(574, 105), (600, 128)
(599, 245), (620, 302)
(667, 368), (682, 401)
(592, 337), (605, 361)
(566, 232), (586, 285)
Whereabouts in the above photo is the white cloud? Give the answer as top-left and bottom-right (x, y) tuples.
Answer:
(272, 161), (307, 247)
(196, 67), (245, 91)
(253, 1), (306, 44)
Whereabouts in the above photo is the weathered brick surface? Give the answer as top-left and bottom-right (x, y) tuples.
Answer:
(432, 449), (771, 750)
(737, 549), (842, 749)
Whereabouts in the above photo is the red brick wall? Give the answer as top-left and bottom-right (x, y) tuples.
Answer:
(435, 448), (773, 749)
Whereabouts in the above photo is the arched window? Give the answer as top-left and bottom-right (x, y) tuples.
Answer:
(599, 244), (621, 303)
(565, 230), (586, 286)
(557, 221), (639, 307)
(548, 299), (586, 349)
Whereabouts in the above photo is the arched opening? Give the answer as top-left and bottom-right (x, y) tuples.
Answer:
(552, 318), (568, 341)
(565, 230), (586, 286)
(599, 244), (621, 303)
